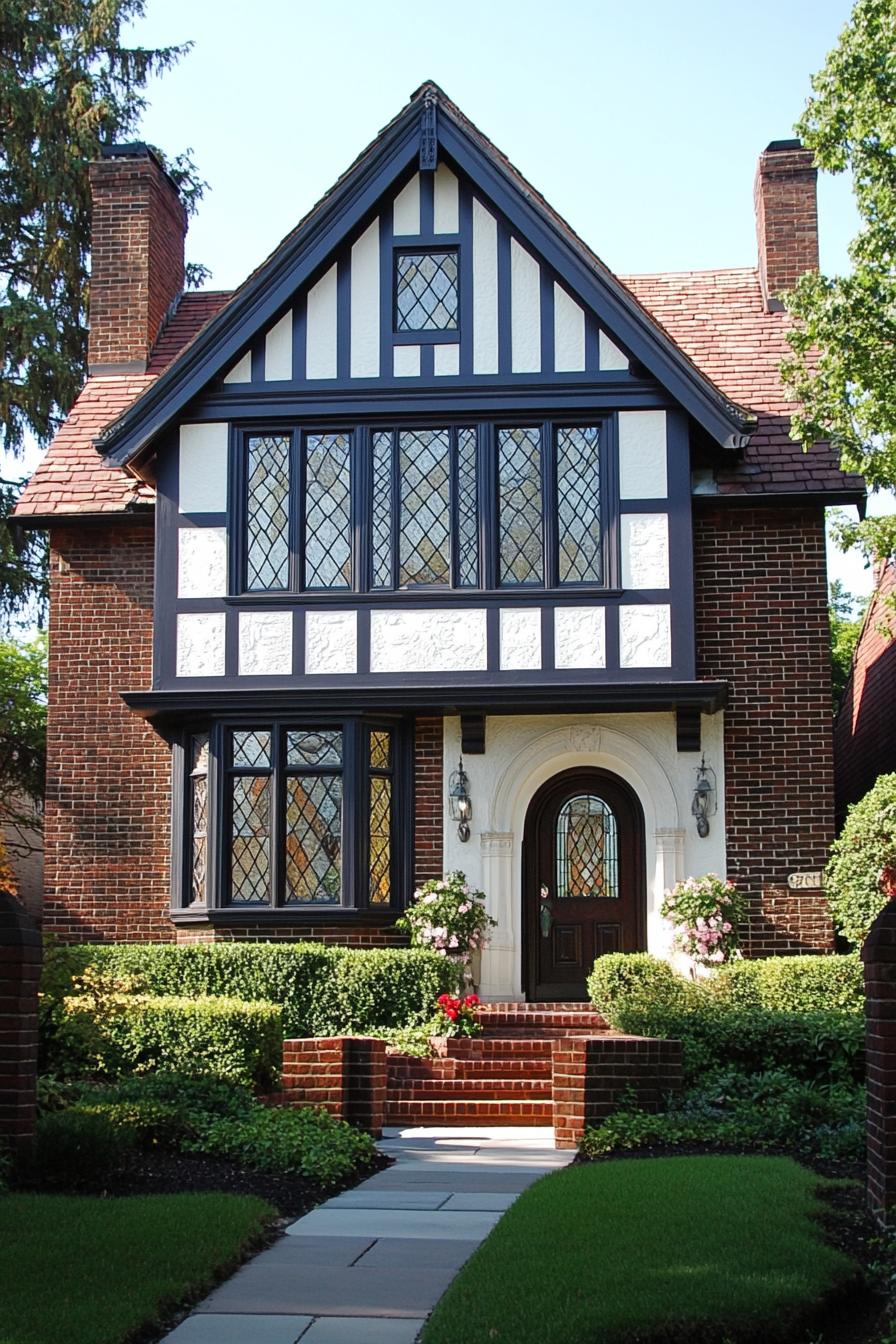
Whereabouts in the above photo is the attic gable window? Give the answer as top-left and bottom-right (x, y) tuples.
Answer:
(395, 250), (458, 332)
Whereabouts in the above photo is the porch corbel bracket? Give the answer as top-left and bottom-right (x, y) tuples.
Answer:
(676, 705), (701, 753)
(461, 713), (486, 755)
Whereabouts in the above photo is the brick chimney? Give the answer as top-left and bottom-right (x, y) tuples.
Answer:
(88, 143), (187, 374)
(754, 139), (819, 313)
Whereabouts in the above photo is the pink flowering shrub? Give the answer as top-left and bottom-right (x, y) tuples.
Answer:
(660, 874), (744, 967)
(395, 871), (496, 964)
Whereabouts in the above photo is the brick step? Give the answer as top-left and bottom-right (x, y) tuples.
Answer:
(482, 1026), (603, 1039)
(387, 1057), (553, 1083)
(388, 1079), (553, 1100)
(431, 1037), (554, 1058)
(385, 1099), (554, 1125)
(479, 1007), (607, 1032)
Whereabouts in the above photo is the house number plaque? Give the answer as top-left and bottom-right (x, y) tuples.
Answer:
(787, 872), (824, 890)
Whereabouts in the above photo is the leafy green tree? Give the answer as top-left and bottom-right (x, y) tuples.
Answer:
(0, 632), (47, 829)
(0, 1), (206, 624)
(781, 0), (896, 563)
(825, 772), (896, 946)
(828, 579), (868, 708)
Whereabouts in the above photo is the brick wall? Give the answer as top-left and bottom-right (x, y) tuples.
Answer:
(414, 716), (444, 885)
(175, 922), (407, 946)
(44, 523), (172, 942)
(88, 149), (186, 370)
(694, 503), (835, 954)
(552, 1035), (683, 1149)
(277, 1036), (387, 1136)
(835, 559), (896, 819)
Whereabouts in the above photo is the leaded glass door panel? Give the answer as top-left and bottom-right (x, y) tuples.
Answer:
(523, 769), (644, 1000)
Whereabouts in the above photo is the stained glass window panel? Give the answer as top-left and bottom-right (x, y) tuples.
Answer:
(230, 776), (271, 903)
(369, 776), (391, 904)
(286, 730), (342, 768)
(498, 427), (543, 585)
(395, 251), (458, 331)
(557, 426), (602, 583)
(232, 730), (271, 768)
(189, 734), (209, 906)
(456, 428), (479, 587)
(371, 433), (393, 589)
(304, 433), (351, 589)
(285, 776), (342, 903)
(399, 429), (450, 586)
(369, 730), (391, 770)
(555, 795), (619, 900)
(247, 435), (290, 591)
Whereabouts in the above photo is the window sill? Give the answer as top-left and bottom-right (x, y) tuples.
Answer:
(223, 588), (625, 607)
(170, 906), (402, 926)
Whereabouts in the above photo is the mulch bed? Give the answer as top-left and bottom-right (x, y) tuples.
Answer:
(19, 1147), (392, 1220)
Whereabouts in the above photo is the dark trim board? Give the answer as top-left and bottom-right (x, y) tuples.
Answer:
(123, 679), (729, 726)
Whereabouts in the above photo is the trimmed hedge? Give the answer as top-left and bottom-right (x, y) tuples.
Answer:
(63, 994), (282, 1089)
(588, 953), (863, 1085)
(43, 942), (459, 1038)
(711, 955), (863, 1013)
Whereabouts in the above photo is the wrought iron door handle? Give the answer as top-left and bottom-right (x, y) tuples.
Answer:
(539, 884), (552, 937)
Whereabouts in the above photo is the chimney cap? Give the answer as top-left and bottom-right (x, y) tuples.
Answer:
(100, 141), (165, 170)
(763, 138), (805, 154)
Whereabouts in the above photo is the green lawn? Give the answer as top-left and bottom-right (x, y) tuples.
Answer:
(422, 1156), (859, 1344)
(0, 1192), (275, 1344)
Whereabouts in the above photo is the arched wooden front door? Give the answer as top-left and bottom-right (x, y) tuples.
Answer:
(522, 769), (645, 1001)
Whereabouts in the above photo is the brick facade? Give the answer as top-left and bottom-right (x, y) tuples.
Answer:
(88, 149), (186, 371)
(44, 524), (172, 942)
(276, 1036), (387, 1136)
(552, 1035), (683, 1149)
(414, 716), (444, 886)
(693, 502), (835, 954)
(834, 559), (896, 820)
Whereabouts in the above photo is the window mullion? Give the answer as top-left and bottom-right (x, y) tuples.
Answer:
(271, 724), (283, 908)
(208, 723), (224, 909)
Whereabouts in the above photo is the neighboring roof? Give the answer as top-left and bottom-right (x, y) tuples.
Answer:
(834, 558), (896, 815)
(14, 85), (864, 522)
(623, 268), (865, 498)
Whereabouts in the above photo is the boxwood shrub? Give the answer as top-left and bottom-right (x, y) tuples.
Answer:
(588, 953), (863, 1085)
(43, 942), (459, 1038)
(710, 954), (863, 1013)
(63, 994), (283, 1088)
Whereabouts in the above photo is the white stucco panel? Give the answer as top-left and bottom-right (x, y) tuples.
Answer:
(176, 612), (225, 678)
(621, 514), (670, 590)
(264, 309), (293, 381)
(433, 164), (459, 233)
(179, 423), (228, 514)
(305, 610), (357, 675)
(619, 604), (672, 668)
(223, 350), (252, 384)
(618, 410), (668, 500)
(433, 343), (460, 376)
(238, 610), (293, 676)
(393, 174), (421, 235)
(394, 344), (421, 377)
(554, 606), (606, 669)
(499, 608), (541, 670)
(177, 527), (227, 598)
(472, 199), (498, 375)
(370, 609), (487, 673)
(510, 237), (540, 373)
(599, 329), (629, 371)
(553, 283), (585, 372)
(306, 263), (338, 379)
(350, 218), (380, 378)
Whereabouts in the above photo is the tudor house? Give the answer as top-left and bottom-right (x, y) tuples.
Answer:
(16, 85), (864, 1000)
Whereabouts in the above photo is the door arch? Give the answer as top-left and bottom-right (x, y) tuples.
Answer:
(522, 767), (645, 1000)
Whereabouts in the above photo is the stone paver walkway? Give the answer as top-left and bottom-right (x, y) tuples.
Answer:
(161, 1126), (572, 1344)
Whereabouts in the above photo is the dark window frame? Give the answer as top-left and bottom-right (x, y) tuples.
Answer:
(236, 414), (615, 599)
(392, 245), (461, 341)
(172, 717), (412, 915)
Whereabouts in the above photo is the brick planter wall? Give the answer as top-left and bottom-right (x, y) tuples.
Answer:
(277, 1037), (387, 1137)
(863, 899), (896, 1221)
(0, 892), (42, 1158)
(694, 503), (835, 955)
(552, 1035), (683, 1149)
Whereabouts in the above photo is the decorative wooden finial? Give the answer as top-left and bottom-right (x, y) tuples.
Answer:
(420, 91), (438, 171)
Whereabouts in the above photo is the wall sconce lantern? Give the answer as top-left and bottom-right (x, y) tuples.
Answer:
(691, 755), (717, 838)
(448, 756), (472, 842)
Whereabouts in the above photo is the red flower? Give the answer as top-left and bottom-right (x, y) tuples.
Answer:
(464, 994), (479, 1007)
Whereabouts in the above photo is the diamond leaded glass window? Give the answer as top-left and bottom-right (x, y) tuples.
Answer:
(246, 435), (290, 590)
(456, 428), (479, 587)
(188, 734), (209, 906)
(304, 434), (351, 589)
(555, 795), (619, 900)
(498, 427), (544, 585)
(395, 251), (458, 331)
(557, 426), (602, 584)
(399, 429), (451, 586)
(285, 775), (343, 904)
(371, 433), (393, 589)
